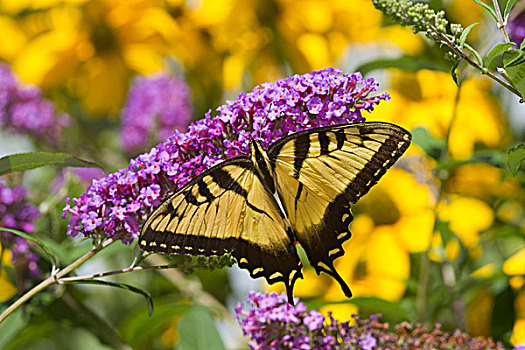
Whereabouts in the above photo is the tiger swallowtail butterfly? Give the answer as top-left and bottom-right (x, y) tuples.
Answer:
(140, 122), (411, 303)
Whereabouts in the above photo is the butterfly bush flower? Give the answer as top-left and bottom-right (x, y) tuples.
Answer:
(63, 68), (389, 242)
(120, 72), (193, 153)
(0, 63), (70, 146)
(508, 9), (525, 45)
(0, 178), (41, 277)
(235, 291), (504, 350)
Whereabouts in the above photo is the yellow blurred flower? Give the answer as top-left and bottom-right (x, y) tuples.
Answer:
(512, 290), (525, 346)
(438, 196), (494, 248)
(1, 0), (425, 117)
(1, 0), (174, 115)
(504, 248), (525, 276)
(371, 70), (506, 159)
(466, 288), (494, 337)
(0, 246), (17, 302)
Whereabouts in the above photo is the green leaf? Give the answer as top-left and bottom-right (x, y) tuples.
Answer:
(508, 144), (525, 175)
(356, 56), (448, 76)
(411, 127), (445, 159)
(177, 305), (225, 350)
(64, 279), (154, 316)
(504, 0), (518, 20)
(120, 298), (190, 346)
(484, 42), (514, 68)
(451, 59), (462, 86)
(0, 227), (59, 268)
(521, 38), (525, 50)
(0, 309), (27, 350)
(464, 43), (484, 66)
(0, 152), (104, 175)
(503, 51), (525, 98)
(504, 49), (525, 67)
(458, 23), (479, 48)
(472, 0), (498, 21)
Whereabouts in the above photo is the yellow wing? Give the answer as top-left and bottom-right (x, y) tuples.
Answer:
(268, 122), (412, 295)
(139, 158), (302, 298)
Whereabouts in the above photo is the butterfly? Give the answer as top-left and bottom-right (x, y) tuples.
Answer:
(139, 122), (411, 303)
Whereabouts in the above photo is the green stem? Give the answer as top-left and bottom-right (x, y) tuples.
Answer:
(492, 0), (511, 43)
(0, 237), (117, 324)
(58, 264), (173, 283)
(436, 29), (522, 98)
(416, 84), (462, 322)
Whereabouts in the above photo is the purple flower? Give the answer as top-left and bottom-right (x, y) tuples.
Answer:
(63, 68), (389, 242)
(509, 9), (525, 45)
(360, 334), (377, 350)
(0, 178), (41, 278)
(0, 63), (70, 146)
(515, 344), (525, 350)
(235, 292), (505, 350)
(120, 72), (193, 153)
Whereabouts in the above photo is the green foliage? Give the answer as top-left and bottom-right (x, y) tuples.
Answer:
(0, 152), (103, 175)
(176, 306), (226, 350)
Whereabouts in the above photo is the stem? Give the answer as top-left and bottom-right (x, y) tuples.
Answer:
(59, 264), (173, 283)
(0, 237), (117, 324)
(492, 0), (511, 43)
(417, 84), (462, 322)
(435, 28), (523, 98)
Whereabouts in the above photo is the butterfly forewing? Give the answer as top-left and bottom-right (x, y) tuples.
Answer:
(139, 158), (302, 295)
(268, 122), (411, 296)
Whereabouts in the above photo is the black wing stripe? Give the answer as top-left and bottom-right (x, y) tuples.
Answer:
(318, 131), (330, 155)
(211, 169), (248, 198)
(293, 133), (310, 179)
(197, 180), (215, 202)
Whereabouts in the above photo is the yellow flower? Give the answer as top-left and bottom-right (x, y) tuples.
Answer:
(512, 290), (525, 346)
(1, 0), (174, 116)
(0, 246), (17, 303)
(466, 288), (494, 337)
(438, 196), (494, 248)
(504, 248), (525, 276)
(372, 70), (506, 159)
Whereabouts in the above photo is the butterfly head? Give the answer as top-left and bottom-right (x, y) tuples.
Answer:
(249, 139), (268, 166)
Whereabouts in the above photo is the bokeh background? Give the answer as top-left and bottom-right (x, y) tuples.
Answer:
(0, 0), (524, 349)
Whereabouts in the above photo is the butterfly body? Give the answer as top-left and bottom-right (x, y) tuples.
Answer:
(140, 122), (411, 303)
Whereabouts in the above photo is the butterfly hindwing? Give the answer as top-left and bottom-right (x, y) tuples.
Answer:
(268, 122), (411, 295)
(140, 158), (302, 297)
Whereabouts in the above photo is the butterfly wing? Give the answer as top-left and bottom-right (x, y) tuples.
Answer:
(139, 158), (302, 299)
(268, 122), (411, 296)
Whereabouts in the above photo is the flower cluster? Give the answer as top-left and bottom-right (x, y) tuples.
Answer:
(235, 291), (505, 350)
(509, 9), (525, 45)
(0, 178), (41, 277)
(0, 63), (70, 147)
(63, 68), (389, 241)
(120, 72), (193, 154)
(371, 0), (452, 42)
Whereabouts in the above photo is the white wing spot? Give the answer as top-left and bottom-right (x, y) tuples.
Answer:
(160, 243), (167, 248)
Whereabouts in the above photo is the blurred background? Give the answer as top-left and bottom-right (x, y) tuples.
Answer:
(0, 0), (524, 349)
